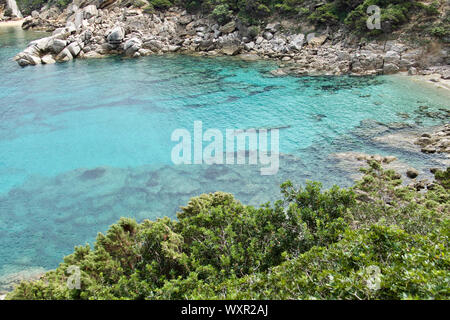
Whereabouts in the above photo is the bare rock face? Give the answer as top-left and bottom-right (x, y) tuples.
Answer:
(50, 39), (67, 54)
(221, 43), (240, 56)
(288, 34), (305, 51)
(414, 124), (450, 154)
(124, 37), (142, 56)
(13, 39), (45, 66)
(143, 39), (163, 52)
(308, 35), (327, 47)
(41, 54), (56, 64)
(220, 20), (236, 34)
(107, 26), (125, 45)
(56, 48), (73, 61)
(83, 5), (98, 19)
(383, 63), (400, 74)
(16, 53), (41, 66)
(22, 5), (65, 31)
(67, 42), (81, 57)
(384, 50), (401, 65)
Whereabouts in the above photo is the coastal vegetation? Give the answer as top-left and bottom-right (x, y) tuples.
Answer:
(3, 0), (449, 302)
(7, 162), (449, 299)
(15, 0), (70, 15)
(14, 0), (447, 37)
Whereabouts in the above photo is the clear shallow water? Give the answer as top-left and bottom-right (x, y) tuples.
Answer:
(0, 26), (449, 280)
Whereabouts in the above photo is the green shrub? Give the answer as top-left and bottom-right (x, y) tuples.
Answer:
(434, 167), (450, 188)
(16, 0), (70, 16)
(191, 224), (450, 299)
(430, 26), (448, 38)
(143, 3), (155, 13)
(247, 25), (260, 38)
(308, 3), (340, 25)
(343, 0), (425, 35)
(6, 163), (449, 300)
(419, 0), (440, 16)
(150, 0), (172, 10)
(211, 3), (233, 24)
(131, 0), (149, 8)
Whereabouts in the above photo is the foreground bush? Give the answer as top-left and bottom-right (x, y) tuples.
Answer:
(7, 163), (449, 300)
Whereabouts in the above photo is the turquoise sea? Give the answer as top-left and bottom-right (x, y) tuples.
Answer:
(0, 26), (449, 280)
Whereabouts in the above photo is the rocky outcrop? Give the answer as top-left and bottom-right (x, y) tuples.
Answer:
(12, 4), (450, 79)
(414, 124), (450, 154)
(372, 124), (450, 156)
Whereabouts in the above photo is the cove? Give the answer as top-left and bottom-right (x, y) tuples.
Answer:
(0, 26), (449, 285)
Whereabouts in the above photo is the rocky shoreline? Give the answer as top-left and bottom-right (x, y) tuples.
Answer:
(11, 3), (450, 80)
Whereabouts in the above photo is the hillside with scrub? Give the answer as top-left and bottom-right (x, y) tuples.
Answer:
(11, 0), (449, 39)
(7, 162), (449, 300)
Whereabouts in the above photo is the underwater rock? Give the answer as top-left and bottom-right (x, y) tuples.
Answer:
(80, 167), (106, 180)
(0, 267), (46, 294)
(330, 152), (412, 182)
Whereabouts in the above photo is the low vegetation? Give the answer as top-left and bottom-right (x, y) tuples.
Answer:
(16, 0), (71, 16)
(7, 162), (449, 300)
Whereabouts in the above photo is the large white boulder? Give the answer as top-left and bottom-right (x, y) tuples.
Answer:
(124, 38), (142, 56)
(288, 34), (305, 51)
(107, 26), (125, 45)
(56, 48), (73, 62)
(41, 54), (56, 64)
(16, 53), (41, 66)
(83, 5), (98, 20)
(67, 42), (81, 57)
(50, 39), (67, 54)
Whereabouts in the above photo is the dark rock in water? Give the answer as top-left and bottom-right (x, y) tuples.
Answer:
(406, 168), (419, 179)
(430, 167), (439, 174)
(396, 112), (410, 119)
(146, 173), (160, 187)
(387, 122), (414, 130)
(313, 114), (327, 121)
(80, 167), (106, 180)
(226, 96), (240, 102)
(421, 146), (437, 154)
(415, 136), (432, 147)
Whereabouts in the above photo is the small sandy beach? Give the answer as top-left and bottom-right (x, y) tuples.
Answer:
(395, 72), (450, 93)
(0, 19), (23, 28)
